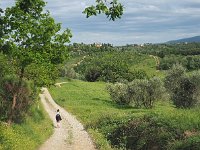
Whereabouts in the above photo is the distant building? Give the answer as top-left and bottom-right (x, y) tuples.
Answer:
(95, 43), (102, 48)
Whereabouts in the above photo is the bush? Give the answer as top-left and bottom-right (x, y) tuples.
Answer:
(172, 77), (197, 108)
(107, 77), (165, 108)
(107, 115), (182, 150)
(165, 64), (200, 108)
(128, 77), (165, 108)
(0, 75), (34, 123)
(164, 64), (186, 94)
(106, 83), (131, 105)
(85, 67), (101, 82)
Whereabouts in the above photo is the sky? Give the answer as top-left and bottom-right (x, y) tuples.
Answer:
(1, 0), (200, 46)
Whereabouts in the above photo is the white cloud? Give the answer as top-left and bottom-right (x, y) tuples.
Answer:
(1, 0), (200, 45)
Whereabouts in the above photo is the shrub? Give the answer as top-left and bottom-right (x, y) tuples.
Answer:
(165, 64), (200, 108)
(85, 67), (101, 82)
(0, 75), (34, 123)
(164, 64), (186, 94)
(172, 77), (197, 108)
(107, 115), (182, 150)
(128, 77), (165, 108)
(107, 77), (165, 108)
(106, 83), (131, 105)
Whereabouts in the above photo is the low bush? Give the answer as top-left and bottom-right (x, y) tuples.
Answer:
(165, 64), (200, 108)
(106, 83), (131, 105)
(107, 114), (200, 150)
(107, 77), (165, 108)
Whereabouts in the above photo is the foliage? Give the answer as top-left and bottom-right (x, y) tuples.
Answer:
(164, 64), (200, 108)
(164, 64), (186, 94)
(25, 62), (59, 87)
(121, 43), (200, 71)
(83, 0), (123, 21)
(0, 0), (71, 124)
(131, 77), (165, 108)
(158, 55), (200, 71)
(85, 66), (101, 82)
(1, 0), (71, 86)
(106, 83), (131, 105)
(49, 79), (200, 150)
(0, 102), (53, 150)
(158, 55), (186, 70)
(0, 53), (15, 80)
(107, 77), (165, 108)
(0, 75), (34, 123)
(74, 51), (149, 82)
(107, 114), (200, 150)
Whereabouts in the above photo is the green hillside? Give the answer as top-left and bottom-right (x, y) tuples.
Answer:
(0, 102), (53, 150)
(49, 79), (200, 150)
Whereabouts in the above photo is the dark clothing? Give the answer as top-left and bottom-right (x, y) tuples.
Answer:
(56, 114), (62, 122)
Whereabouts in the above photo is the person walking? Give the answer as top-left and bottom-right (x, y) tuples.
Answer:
(55, 109), (62, 128)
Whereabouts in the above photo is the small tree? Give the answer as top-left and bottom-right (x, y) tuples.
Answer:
(164, 64), (200, 108)
(107, 77), (165, 108)
(128, 77), (165, 108)
(164, 64), (186, 94)
(1, 0), (72, 124)
(106, 83), (131, 105)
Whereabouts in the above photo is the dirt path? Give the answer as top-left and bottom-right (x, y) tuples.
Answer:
(149, 55), (160, 67)
(38, 87), (96, 150)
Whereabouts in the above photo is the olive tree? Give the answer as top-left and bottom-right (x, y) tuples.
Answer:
(164, 64), (200, 108)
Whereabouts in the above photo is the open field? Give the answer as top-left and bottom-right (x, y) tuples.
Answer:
(50, 79), (200, 149)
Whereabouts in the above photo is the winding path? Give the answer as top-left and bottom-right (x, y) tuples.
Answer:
(38, 87), (96, 150)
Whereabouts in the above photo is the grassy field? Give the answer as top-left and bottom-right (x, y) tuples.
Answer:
(49, 79), (200, 149)
(129, 54), (165, 78)
(0, 101), (53, 150)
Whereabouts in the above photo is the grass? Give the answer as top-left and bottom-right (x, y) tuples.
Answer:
(50, 79), (147, 125)
(129, 55), (165, 78)
(49, 78), (200, 149)
(0, 100), (53, 150)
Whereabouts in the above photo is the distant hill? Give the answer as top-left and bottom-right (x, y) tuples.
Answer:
(166, 36), (200, 44)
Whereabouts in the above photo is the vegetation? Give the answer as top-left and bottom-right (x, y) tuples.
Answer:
(54, 42), (200, 149)
(74, 51), (149, 82)
(1, 0), (200, 149)
(50, 79), (200, 150)
(107, 77), (165, 108)
(0, 0), (66, 149)
(165, 64), (200, 108)
(83, 0), (123, 21)
(0, 101), (53, 150)
(0, 0), (71, 124)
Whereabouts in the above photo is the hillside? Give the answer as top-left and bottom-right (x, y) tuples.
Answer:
(166, 35), (200, 43)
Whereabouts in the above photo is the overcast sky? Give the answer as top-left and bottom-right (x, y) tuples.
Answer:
(1, 0), (200, 45)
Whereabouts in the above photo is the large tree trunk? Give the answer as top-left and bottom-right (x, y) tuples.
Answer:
(7, 93), (17, 125)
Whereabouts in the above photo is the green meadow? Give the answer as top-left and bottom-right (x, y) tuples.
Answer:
(49, 79), (200, 149)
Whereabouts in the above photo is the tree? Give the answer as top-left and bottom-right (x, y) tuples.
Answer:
(164, 64), (200, 108)
(0, 8), (3, 38)
(1, 0), (72, 123)
(83, 0), (124, 21)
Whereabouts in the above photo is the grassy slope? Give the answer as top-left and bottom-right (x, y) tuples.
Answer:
(49, 79), (200, 149)
(0, 101), (53, 150)
(129, 54), (164, 78)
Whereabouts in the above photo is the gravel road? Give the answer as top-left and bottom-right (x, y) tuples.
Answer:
(38, 87), (96, 150)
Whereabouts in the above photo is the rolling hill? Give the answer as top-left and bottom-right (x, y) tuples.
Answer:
(166, 35), (200, 44)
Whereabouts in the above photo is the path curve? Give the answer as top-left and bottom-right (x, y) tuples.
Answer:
(38, 87), (96, 150)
